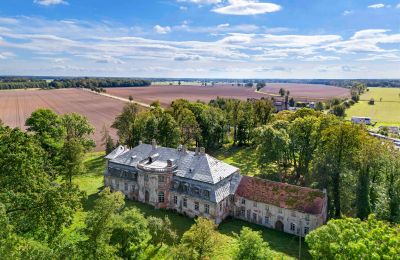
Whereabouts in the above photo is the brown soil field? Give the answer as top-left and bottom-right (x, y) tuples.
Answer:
(0, 88), (125, 151)
(106, 84), (350, 107)
(260, 83), (350, 100)
(106, 85), (268, 107)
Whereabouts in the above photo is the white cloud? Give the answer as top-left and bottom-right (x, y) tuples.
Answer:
(304, 55), (340, 61)
(368, 3), (385, 9)
(212, 0), (281, 15)
(0, 52), (15, 59)
(34, 0), (68, 6)
(0, 17), (19, 24)
(396, 3), (400, 8)
(174, 54), (201, 61)
(153, 25), (171, 34)
(342, 10), (354, 16)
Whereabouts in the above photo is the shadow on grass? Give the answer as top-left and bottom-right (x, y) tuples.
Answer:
(218, 218), (311, 259)
(84, 152), (106, 177)
(82, 185), (105, 211)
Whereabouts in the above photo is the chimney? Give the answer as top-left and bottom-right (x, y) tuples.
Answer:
(200, 147), (205, 155)
(195, 147), (199, 155)
(151, 139), (157, 150)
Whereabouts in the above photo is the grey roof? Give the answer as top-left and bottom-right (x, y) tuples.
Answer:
(108, 143), (239, 184)
(104, 145), (129, 160)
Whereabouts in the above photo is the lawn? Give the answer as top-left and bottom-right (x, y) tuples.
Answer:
(73, 151), (311, 259)
(346, 87), (400, 126)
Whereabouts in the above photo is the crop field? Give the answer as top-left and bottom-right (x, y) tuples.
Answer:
(346, 87), (400, 126)
(260, 83), (350, 100)
(106, 84), (268, 107)
(0, 88), (125, 150)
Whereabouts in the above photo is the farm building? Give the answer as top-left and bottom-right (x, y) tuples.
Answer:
(351, 116), (372, 125)
(104, 141), (327, 236)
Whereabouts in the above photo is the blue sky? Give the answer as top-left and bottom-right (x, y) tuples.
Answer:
(0, 0), (399, 78)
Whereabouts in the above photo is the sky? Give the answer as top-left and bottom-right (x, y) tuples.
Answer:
(0, 0), (399, 79)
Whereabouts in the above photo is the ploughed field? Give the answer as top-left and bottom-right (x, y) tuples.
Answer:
(106, 84), (268, 107)
(0, 88), (125, 151)
(259, 83), (350, 100)
(106, 84), (350, 107)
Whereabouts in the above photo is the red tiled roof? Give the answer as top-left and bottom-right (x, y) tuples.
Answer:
(236, 176), (325, 215)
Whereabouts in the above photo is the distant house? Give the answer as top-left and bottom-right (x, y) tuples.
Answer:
(273, 101), (285, 112)
(351, 116), (372, 125)
(104, 140), (327, 236)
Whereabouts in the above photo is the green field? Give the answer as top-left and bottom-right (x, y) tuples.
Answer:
(346, 87), (400, 126)
(73, 152), (311, 259)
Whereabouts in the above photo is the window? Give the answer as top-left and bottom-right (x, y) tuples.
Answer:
(241, 198), (246, 205)
(290, 223), (296, 231)
(226, 199), (229, 207)
(241, 208), (245, 217)
(247, 210), (251, 220)
(253, 201), (257, 207)
(304, 227), (309, 235)
(131, 185), (135, 191)
(278, 208), (283, 214)
(305, 214), (310, 221)
(144, 174), (149, 182)
(252, 213), (257, 222)
(264, 216), (269, 224)
(173, 196), (178, 205)
(124, 183), (128, 191)
(194, 201), (199, 211)
(204, 204), (209, 214)
(158, 192), (165, 203)
(291, 211), (296, 217)
(220, 203), (223, 212)
(183, 198), (187, 207)
(265, 205), (269, 212)
(203, 190), (210, 198)
(158, 175), (165, 183)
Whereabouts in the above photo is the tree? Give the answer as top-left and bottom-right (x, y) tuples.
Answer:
(315, 101), (324, 111)
(175, 218), (218, 260)
(368, 98), (375, 105)
(61, 113), (95, 152)
(60, 139), (85, 185)
(25, 108), (65, 177)
(256, 82), (265, 91)
(111, 208), (151, 258)
(234, 227), (271, 260)
(331, 104), (346, 117)
(279, 88), (285, 97)
(313, 122), (363, 217)
(129, 95), (133, 102)
(306, 215), (400, 259)
(176, 108), (201, 146)
(79, 188), (124, 259)
(101, 124), (115, 154)
(148, 216), (177, 246)
(289, 97), (295, 107)
(112, 103), (141, 147)
(0, 126), (82, 241)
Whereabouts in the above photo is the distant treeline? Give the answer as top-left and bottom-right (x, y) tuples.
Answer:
(0, 78), (48, 90)
(0, 77), (151, 90)
(48, 78), (151, 89)
(152, 78), (400, 88)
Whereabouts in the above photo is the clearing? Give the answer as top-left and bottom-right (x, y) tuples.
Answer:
(74, 152), (311, 259)
(346, 87), (400, 126)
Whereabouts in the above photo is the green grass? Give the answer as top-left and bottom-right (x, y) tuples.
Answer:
(73, 151), (310, 259)
(346, 87), (400, 125)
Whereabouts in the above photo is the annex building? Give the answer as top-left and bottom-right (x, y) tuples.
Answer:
(104, 140), (327, 236)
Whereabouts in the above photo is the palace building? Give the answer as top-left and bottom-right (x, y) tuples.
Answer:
(104, 140), (327, 236)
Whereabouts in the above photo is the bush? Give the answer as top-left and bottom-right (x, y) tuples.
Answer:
(368, 98), (375, 105)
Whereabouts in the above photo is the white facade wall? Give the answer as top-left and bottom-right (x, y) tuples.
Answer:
(234, 196), (325, 237)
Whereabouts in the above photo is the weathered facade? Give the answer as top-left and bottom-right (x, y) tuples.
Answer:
(104, 141), (327, 235)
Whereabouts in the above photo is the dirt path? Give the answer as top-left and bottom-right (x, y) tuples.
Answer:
(82, 88), (151, 108)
